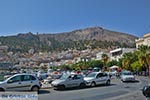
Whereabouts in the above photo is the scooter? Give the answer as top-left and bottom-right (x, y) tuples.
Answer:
(142, 85), (150, 100)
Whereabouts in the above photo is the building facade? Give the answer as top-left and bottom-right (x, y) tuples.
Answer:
(135, 33), (150, 48)
(110, 48), (136, 61)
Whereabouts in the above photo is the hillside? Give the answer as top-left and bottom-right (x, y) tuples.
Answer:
(38, 27), (136, 42)
(0, 27), (138, 53)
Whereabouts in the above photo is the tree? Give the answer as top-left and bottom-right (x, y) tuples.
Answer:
(71, 61), (87, 70)
(59, 65), (72, 70)
(118, 59), (123, 68)
(131, 61), (142, 72)
(138, 45), (150, 75)
(101, 53), (109, 70)
(122, 52), (134, 71)
(107, 60), (118, 67)
(89, 60), (103, 69)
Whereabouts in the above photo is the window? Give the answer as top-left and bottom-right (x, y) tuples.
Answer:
(102, 73), (108, 77)
(22, 75), (31, 81)
(96, 73), (103, 78)
(76, 75), (81, 79)
(30, 75), (36, 81)
(72, 75), (81, 80)
(8, 76), (21, 83)
(87, 73), (97, 78)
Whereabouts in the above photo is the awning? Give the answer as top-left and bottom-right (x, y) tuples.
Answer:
(110, 65), (119, 69)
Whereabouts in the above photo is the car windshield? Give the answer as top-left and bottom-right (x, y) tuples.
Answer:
(59, 73), (70, 80)
(123, 72), (133, 75)
(86, 73), (96, 78)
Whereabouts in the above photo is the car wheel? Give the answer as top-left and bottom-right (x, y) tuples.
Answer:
(106, 80), (111, 85)
(121, 79), (124, 82)
(0, 88), (5, 92)
(79, 83), (85, 88)
(91, 82), (96, 87)
(31, 86), (39, 92)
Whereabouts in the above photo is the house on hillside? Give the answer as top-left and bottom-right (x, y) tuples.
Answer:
(0, 46), (8, 53)
(135, 33), (150, 48)
(110, 48), (136, 61)
(96, 51), (111, 60)
(0, 63), (13, 73)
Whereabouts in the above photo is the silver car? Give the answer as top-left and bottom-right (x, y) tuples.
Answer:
(120, 71), (135, 82)
(0, 73), (41, 92)
(51, 73), (86, 90)
(84, 72), (111, 87)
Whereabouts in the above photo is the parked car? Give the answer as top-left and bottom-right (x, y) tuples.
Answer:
(120, 71), (135, 82)
(0, 73), (41, 92)
(84, 72), (111, 87)
(37, 71), (48, 80)
(43, 76), (54, 84)
(51, 73), (86, 90)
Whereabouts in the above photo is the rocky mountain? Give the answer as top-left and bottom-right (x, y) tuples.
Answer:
(37, 27), (136, 43)
(0, 27), (138, 53)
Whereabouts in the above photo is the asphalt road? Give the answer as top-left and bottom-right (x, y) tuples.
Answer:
(38, 76), (149, 100)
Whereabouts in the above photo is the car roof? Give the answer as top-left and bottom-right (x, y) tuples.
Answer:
(12, 73), (36, 76)
(122, 71), (132, 73)
(90, 72), (105, 74)
(64, 73), (83, 76)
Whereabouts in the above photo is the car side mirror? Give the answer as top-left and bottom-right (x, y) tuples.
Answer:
(7, 80), (13, 84)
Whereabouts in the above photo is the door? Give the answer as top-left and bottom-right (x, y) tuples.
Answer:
(20, 75), (33, 90)
(101, 73), (108, 84)
(66, 75), (81, 88)
(95, 73), (103, 84)
(6, 75), (22, 91)
(71, 75), (82, 87)
(66, 75), (74, 87)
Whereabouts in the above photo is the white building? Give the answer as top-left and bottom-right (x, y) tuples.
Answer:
(135, 33), (150, 48)
(110, 48), (136, 61)
(96, 51), (111, 60)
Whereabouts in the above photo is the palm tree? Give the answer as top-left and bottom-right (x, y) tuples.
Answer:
(101, 53), (109, 70)
(122, 53), (132, 70)
(138, 45), (150, 75)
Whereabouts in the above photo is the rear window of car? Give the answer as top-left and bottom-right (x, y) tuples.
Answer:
(30, 75), (36, 81)
(122, 72), (133, 75)
(103, 73), (108, 76)
(21, 75), (37, 81)
(22, 75), (30, 81)
(73, 75), (82, 79)
(96, 73), (108, 78)
(86, 73), (97, 77)
(124, 73), (132, 75)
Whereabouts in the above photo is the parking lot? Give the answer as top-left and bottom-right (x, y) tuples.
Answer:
(38, 76), (148, 100)
(0, 72), (149, 100)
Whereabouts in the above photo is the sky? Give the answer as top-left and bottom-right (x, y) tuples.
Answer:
(0, 0), (150, 37)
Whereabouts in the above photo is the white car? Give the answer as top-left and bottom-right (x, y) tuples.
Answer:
(51, 73), (86, 90)
(43, 76), (54, 84)
(37, 71), (48, 80)
(0, 73), (41, 92)
(84, 72), (111, 87)
(120, 71), (135, 82)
